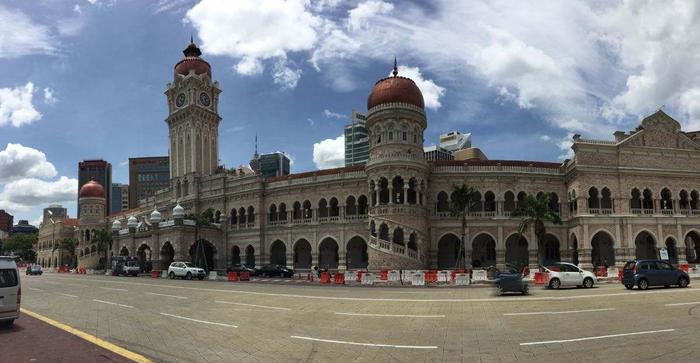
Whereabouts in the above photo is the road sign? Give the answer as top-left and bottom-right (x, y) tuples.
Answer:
(659, 247), (669, 260)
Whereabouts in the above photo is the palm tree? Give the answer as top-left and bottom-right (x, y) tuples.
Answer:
(450, 184), (478, 269)
(511, 192), (562, 269)
(53, 238), (78, 268)
(94, 229), (113, 270)
(187, 208), (214, 272)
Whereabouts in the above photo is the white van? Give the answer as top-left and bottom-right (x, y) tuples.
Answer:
(0, 257), (21, 326)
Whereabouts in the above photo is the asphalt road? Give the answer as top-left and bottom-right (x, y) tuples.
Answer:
(13, 273), (700, 362)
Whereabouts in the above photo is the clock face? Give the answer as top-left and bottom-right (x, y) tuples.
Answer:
(199, 92), (211, 107)
(175, 93), (186, 107)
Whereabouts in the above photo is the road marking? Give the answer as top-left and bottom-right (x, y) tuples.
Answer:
(665, 301), (700, 306)
(20, 308), (153, 363)
(58, 293), (78, 298)
(335, 312), (445, 318)
(290, 335), (438, 349)
(504, 308), (616, 316)
(214, 300), (291, 311)
(25, 287), (43, 291)
(146, 292), (187, 299)
(93, 299), (134, 309)
(520, 329), (676, 346)
(100, 287), (128, 292)
(159, 312), (237, 328)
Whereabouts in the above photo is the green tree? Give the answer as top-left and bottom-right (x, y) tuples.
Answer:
(450, 184), (478, 269)
(94, 229), (113, 270)
(53, 238), (78, 268)
(3, 233), (37, 262)
(511, 192), (562, 268)
(187, 208), (214, 272)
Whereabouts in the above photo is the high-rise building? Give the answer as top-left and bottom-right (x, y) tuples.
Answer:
(0, 209), (13, 234)
(439, 131), (471, 152)
(43, 204), (67, 225)
(11, 220), (38, 235)
(129, 157), (169, 208)
(251, 152), (290, 179)
(423, 145), (455, 161)
(344, 111), (369, 166)
(110, 183), (129, 214)
(78, 159), (112, 217)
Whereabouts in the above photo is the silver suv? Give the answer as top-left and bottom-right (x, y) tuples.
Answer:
(167, 262), (206, 280)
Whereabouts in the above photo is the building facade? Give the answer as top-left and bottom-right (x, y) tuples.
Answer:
(78, 159), (112, 217)
(111, 183), (129, 214)
(66, 41), (700, 274)
(423, 145), (454, 161)
(344, 111), (369, 166)
(36, 205), (77, 268)
(0, 209), (13, 234)
(128, 157), (169, 208)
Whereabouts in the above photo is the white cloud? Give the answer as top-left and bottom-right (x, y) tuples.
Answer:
(348, 0), (393, 31)
(307, 118), (315, 126)
(43, 87), (57, 105)
(0, 82), (42, 127)
(153, 0), (191, 14)
(0, 5), (54, 58)
(235, 57), (264, 76)
(311, 0), (342, 12)
(540, 135), (551, 141)
(0, 176), (77, 211)
(119, 160), (128, 166)
(272, 59), (302, 90)
(87, 0), (98, 5)
(73, 4), (82, 14)
(312, 135), (344, 169)
(323, 109), (347, 119)
(0, 143), (57, 182)
(392, 65), (445, 110)
(557, 134), (575, 160)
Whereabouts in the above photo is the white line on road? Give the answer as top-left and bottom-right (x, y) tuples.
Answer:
(146, 292), (187, 299)
(100, 287), (128, 292)
(159, 312), (237, 328)
(58, 293), (78, 298)
(665, 301), (700, 306)
(93, 299), (134, 309)
(214, 300), (291, 311)
(335, 312), (445, 318)
(290, 336), (438, 349)
(504, 308), (616, 316)
(520, 329), (675, 346)
(25, 287), (43, 291)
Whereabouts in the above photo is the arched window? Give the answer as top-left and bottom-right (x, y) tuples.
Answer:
(378, 178), (389, 204)
(238, 207), (246, 225)
(379, 223), (389, 241)
(504, 191), (515, 213)
(601, 188), (612, 212)
(680, 190), (690, 212)
(269, 204), (277, 222)
(642, 188), (653, 211)
(436, 191), (450, 213)
(692, 190), (700, 210)
(318, 198), (328, 218)
(548, 192), (560, 213)
(345, 196), (357, 216)
(588, 187), (600, 211)
(660, 188), (673, 213)
(214, 210), (221, 223)
(230, 208), (237, 224)
(407, 178), (417, 204)
(303, 200), (312, 219)
(393, 228), (404, 246)
(370, 220), (376, 237)
(392, 176), (404, 204)
(278, 203), (287, 221)
(470, 191), (483, 214)
(630, 188), (641, 212)
(293, 201), (302, 220)
(484, 191), (496, 213)
(247, 206), (255, 223)
(357, 195), (368, 215)
(516, 192), (526, 208)
(329, 197), (339, 217)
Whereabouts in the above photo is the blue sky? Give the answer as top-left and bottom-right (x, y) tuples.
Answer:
(2, 0), (700, 225)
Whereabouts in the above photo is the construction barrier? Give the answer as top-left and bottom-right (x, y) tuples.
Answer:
(361, 273), (374, 285)
(689, 265), (700, 278)
(388, 270), (400, 282)
(437, 270), (450, 283)
(451, 269), (466, 282)
(617, 268), (623, 281)
(424, 270), (438, 283)
(356, 271), (365, 282)
(607, 267), (617, 278)
(208, 271), (218, 280)
(681, 264), (689, 272)
(597, 266), (608, 277)
(472, 270), (488, 282)
(411, 272), (425, 286)
(455, 273), (470, 286)
(320, 272), (331, 283)
(333, 273), (345, 285)
(151, 270), (160, 278)
(533, 272), (546, 285)
(239, 271), (250, 281)
(227, 272), (238, 281)
(162, 270), (168, 278)
(380, 270), (388, 281)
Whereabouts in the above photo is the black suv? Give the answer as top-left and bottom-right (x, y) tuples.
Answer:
(621, 260), (690, 290)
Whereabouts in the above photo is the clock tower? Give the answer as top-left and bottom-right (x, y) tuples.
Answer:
(165, 38), (221, 198)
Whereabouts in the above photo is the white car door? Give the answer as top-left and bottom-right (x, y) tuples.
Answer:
(560, 264), (579, 286)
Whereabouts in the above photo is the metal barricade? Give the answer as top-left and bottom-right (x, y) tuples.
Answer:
(455, 273), (470, 285)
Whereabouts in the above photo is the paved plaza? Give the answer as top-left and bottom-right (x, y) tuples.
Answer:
(6, 273), (700, 362)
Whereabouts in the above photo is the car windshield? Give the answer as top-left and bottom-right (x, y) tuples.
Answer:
(623, 262), (636, 270)
(184, 262), (195, 268)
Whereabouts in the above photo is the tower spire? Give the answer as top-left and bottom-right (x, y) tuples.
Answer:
(254, 134), (259, 157)
(392, 56), (398, 77)
(190, 33), (194, 44)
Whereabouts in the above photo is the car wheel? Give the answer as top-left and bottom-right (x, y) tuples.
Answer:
(549, 278), (561, 289)
(1, 319), (14, 327)
(185, 272), (192, 280)
(583, 277), (594, 288)
(522, 284), (529, 295)
(495, 284), (504, 296)
(679, 277), (689, 288)
(638, 279), (649, 290)
(169, 272), (175, 279)
(624, 284), (634, 290)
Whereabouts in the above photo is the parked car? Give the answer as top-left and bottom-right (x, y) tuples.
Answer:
(167, 261), (206, 280)
(494, 265), (529, 295)
(25, 264), (43, 276)
(111, 256), (140, 276)
(227, 264), (255, 275)
(255, 264), (294, 278)
(622, 260), (690, 290)
(543, 262), (597, 289)
(0, 256), (21, 326)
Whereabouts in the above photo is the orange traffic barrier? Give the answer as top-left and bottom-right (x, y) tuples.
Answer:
(681, 264), (689, 272)
(597, 266), (607, 277)
(534, 272), (546, 285)
(356, 271), (364, 282)
(617, 268), (623, 281)
(151, 270), (160, 278)
(424, 270), (438, 283)
(333, 273), (345, 284)
(380, 270), (388, 280)
(320, 271), (331, 283)
(239, 271), (250, 281)
(227, 272), (238, 281)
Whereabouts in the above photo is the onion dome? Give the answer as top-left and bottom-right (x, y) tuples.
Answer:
(111, 220), (122, 231)
(79, 180), (104, 199)
(172, 203), (185, 219)
(174, 36), (211, 77)
(367, 58), (424, 110)
(127, 216), (138, 228)
(150, 208), (162, 224)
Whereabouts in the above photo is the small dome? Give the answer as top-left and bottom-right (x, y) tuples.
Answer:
(111, 220), (122, 231)
(174, 39), (211, 77)
(150, 208), (162, 223)
(367, 60), (424, 110)
(173, 203), (185, 219)
(127, 216), (138, 228)
(79, 180), (104, 199)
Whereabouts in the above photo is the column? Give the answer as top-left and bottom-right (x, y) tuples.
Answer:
(496, 200), (503, 216)
(388, 186), (393, 205)
(403, 185), (408, 205)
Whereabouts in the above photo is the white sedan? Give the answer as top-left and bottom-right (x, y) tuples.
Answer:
(543, 262), (597, 289)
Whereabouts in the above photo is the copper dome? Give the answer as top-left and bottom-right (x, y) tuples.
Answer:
(174, 40), (211, 77)
(79, 180), (104, 199)
(367, 61), (424, 110)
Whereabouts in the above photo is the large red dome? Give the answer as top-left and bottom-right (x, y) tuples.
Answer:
(174, 40), (211, 77)
(79, 180), (104, 199)
(367, 63), (424, 110)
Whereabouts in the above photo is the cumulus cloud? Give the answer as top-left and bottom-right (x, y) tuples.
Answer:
(272, 59), (302, 90)
(0, 5), (54, 58)
(0, 143), (57, 182)
(323, 109), (347, 119)
(43, 87), (57, 105)
(73, 4), (82, 14)
(0, 82), (42, 127)
(393, 65), (445, 110)
(313, 135), (344, 169)
(0, 176), (77, 211)
(347, 0), (393, 31)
